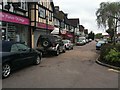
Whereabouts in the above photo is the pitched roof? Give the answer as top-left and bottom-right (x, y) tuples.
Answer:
(68, 18), (79, 27)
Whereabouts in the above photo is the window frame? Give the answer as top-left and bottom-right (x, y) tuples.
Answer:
(49, 11), (52, 21)
(38, 6), (46, 19)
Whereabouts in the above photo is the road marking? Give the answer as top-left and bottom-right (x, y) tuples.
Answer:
(108, 69), (120, 73)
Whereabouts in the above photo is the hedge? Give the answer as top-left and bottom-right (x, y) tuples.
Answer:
(99, 43), (120, 67)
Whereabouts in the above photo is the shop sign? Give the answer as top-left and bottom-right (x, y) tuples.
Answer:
(0, 12), (30, 25)
(37, 22), (54, 30)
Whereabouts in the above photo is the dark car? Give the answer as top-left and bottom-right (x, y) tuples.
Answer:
(36, 35), (66, 56)
(96, 40), (106, 50)
(1, 41), (42, 78)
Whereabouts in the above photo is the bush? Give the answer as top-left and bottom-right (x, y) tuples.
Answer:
(105, 48), (120, 62)
(99, 43), (120, 67)
(100, 43), (114, 61)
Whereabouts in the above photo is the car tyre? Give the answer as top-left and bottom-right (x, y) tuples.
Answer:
(34, 55), (41, 65)
(2, 63), (11, 78)
(55, 49), (60, 56)
(41, 38), (51, 48)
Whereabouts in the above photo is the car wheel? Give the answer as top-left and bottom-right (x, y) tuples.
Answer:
(55, 49), (60, 56)
(2, 63), (11, 78)
(63, 48), (66, 53)
(71, 47), (73, 50)
(41, 39), (51, 48)
(34, 55), (41, 65)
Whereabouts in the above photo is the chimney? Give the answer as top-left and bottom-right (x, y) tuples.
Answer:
(65, 13), (68, 17)
(55, 6), (59, 12)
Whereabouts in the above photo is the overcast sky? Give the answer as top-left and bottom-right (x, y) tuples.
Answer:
(53, 0), (119, 34)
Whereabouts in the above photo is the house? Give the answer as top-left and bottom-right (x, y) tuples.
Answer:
(79, 25), (85, 36)
(0, 1), (30, 46)
(68, 18), (80, 43)
(52, 6), (73, 41)
(51, 6), (61, 35)
(29, 0), (54, 48)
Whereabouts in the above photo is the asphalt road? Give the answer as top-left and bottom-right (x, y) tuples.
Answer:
(2, 41), (119, 88)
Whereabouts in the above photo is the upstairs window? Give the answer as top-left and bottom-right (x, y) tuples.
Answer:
(18, 0), (28, 11)
(38, 7), (46, 18)
(49, 12), (52, 21)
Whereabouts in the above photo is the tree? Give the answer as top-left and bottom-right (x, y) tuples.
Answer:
(95, 33), (103, 39)
(96, 2), (120, 44)
(106, 28), (114, 41)
(88, 31), (95, 40)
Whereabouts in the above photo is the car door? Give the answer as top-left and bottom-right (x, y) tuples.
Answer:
(10, 43), (25, 69)
(16, 44), (36, 65)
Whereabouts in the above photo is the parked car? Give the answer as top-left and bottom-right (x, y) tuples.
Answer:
(88, 39), (92, 42)
(76, 39), (85, 46)
(62, 39), (73, 50)
(85, 39), (89, 43)
(76, 37), (86, 46)
(79, 37), (86, 44)
(96, 40), (106, 50)
(36, 35), (66, 56)
(1, 41), (42, 78)
(115, 38), (120, 43)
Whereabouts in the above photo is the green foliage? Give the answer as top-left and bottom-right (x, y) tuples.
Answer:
(95, 33), (103, 39)
(106, 28), (114, 40)
(100, 43), (120, 67)
(105, 48), (120, 62)
(96, 2), (120, 35)
(88, 31), (95, 40)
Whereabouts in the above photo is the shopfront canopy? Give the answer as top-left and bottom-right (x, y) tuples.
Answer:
(51, 27), (59, 34)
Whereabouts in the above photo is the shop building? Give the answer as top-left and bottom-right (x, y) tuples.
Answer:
(68, 18), (80, 43)
(52, 6), (74, 42)
(0, 1), (30, 46)
(29, 1), (54, 48)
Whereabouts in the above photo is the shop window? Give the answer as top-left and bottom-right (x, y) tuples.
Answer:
(38, 7), (46, 18)
(49, 12), (52, 21)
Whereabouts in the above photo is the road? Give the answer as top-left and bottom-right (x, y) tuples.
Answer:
(2, 41), (119, 88)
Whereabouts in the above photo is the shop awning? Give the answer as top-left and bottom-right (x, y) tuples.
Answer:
(51, 27), (59, 34)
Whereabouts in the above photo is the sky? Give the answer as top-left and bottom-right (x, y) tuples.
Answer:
(53, 0), (119, 34)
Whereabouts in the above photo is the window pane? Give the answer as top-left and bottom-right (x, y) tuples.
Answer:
(39, 7), (45, 18)
(49, 12), (52, 21)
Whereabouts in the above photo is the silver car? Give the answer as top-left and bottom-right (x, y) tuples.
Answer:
(62, 40), (73, 50)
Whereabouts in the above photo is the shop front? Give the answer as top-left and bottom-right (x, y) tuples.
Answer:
(0, 11), (30, 45)
(34, 22), (54, 48)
